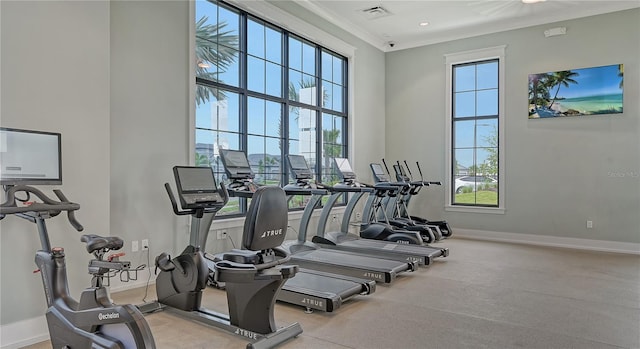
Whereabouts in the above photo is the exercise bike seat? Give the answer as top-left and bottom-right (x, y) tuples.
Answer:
(221, 249), (261, 264)
(216, 186), (298, 283)
(81, 234), (124, 253)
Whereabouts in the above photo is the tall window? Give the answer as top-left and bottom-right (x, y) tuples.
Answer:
(194, 0), (348, 215)
(445, 46), (505, 212)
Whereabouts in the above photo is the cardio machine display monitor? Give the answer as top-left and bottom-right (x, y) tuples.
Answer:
(0, 127), (62, 186)
(334, 158), (356, 180)
(370, 163), (390, 182)
(393, 164), (409, 182)
(287, 155), (313, 180)
(173, 166), (222, 208)
(219, 149), (254, 180)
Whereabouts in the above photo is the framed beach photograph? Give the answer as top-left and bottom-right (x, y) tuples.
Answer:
(528, 64), (623, 119)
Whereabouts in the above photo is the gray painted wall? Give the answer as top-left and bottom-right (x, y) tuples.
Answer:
(385, 9), (640, 243)
(109, 0), (190, 277)
(1, 1), (110, 324)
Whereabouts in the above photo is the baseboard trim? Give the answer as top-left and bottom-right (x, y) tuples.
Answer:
(455, 228), (640, 255)
(0, 316), (48, 349)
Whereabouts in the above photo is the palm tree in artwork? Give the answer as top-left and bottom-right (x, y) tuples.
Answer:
(195, 16), (238, 106)
(618, 64), (624, 89)
(547, 70), (579, 110)
(529, 74), (551, 112)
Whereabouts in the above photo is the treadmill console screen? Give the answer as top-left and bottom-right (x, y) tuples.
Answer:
(287, 155), (313, 180)
(173, 166), (222, 208)
(370, 163), (390, 183)
(334, 158), (356, 180)
(219, 149), (254, 180)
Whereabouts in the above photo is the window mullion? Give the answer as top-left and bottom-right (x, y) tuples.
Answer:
(283, 31), (291, 186)
(315, 44), (322, 180)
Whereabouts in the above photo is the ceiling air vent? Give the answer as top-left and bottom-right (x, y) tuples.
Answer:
(359, 5), (392, 20)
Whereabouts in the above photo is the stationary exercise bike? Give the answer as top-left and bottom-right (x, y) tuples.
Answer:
(0, 185), (156, 349)
(139, 166), (302, 349)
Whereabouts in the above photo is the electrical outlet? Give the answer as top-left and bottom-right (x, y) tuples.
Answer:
(141, 239), (149, 250)
(217, 230), (228, 239)
(586, 220), (593, 229)
(131, 240), (139, 252)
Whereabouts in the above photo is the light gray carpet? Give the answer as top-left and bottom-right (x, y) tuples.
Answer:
(24, 238), (640, 348)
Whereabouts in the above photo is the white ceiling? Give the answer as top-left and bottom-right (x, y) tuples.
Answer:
(293, 0), (640, 51)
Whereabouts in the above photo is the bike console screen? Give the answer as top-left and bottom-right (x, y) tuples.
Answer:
(173, 166), (222, 208)
(0, 127), (62, 186)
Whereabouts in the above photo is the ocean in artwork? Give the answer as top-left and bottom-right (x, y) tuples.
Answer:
(552, 93), (623, 115)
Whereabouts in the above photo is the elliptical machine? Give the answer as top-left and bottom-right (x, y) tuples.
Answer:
(363, 159), (438, 244)
(139, 166), (302, 349)
(0, 185), (156, 349)
(392, 161), (453, 238)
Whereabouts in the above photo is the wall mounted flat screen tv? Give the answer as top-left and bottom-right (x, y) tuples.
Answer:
(0, 127), (62, 185)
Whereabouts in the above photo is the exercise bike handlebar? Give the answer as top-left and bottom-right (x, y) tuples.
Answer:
(0, 185), (84, 231)
(52, 189), (84, 231)
(164, 183), (191, 216)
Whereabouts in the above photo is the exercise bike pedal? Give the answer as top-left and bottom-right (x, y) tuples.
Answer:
(155, 252), (175, 272)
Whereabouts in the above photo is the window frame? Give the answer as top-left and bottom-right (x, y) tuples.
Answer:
(444, 46), (506, 214)
(190, 0), (354, 217)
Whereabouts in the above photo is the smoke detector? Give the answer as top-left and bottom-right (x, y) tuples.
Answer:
(359, 6), (392, 20)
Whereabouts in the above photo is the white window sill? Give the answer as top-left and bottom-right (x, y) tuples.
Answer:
(445, 205), (505, 215)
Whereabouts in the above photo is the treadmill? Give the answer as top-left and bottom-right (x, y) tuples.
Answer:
(217, 149), (375, 313)
(311, 158), (448, 266)
(280, 155), (417, 284)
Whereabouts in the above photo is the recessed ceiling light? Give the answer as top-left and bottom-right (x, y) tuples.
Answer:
(419, 21), (430, 27)
(522, 0), (546, 3)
